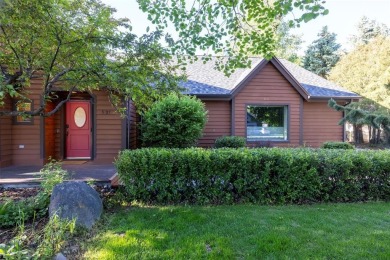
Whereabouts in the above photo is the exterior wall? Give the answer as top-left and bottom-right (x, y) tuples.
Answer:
(94, 90), (123, 163)
(198, 101), (231, 147)
(11, 78), (44, 166)
(127, 100), (139, 149)
(234, 63), (302, 147)
(44, 102), (56, 162)
(303, 101), (344, 147)
(0, 96), (13, 167)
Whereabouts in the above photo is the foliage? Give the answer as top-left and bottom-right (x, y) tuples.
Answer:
(214, 136), (246, 148)
(34, 214), (76, 259)
(274, 21), (304, 64)
(137, 0), (328, 75)
(0, 160), (68, 228)
(0, 235), (30, 259)
(40, 159), (69, 195)
(0, 194), (49, 228)
(85, 203), (390, 259)
(329, 99), (390, 145)
(321, 142), (354, 150)
(350, 16), (390, 46)
(303, 26), (340, 77)
(329, 37), (390, 109)
(116, 148), (390, 205)
(0, 0), (181, 116)
(141, 93), (207, 148)
(0, 215), (76, 259)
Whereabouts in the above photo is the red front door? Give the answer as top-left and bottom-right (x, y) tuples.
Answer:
(65, 101), (92, 159)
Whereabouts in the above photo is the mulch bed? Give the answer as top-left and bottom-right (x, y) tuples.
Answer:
(0, 185), (117, 259)
(0, 187), (42, 203)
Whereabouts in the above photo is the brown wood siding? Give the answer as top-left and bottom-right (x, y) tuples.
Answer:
(94, 91), (122, 163)
(234, 63), (301, 147)
(128, 100), (139, 149)
(0, 96), (13, 167)
(44, 102), (56, 162)
(53, 106), (62, 160)
(11, 77), (43, 166)
(303, 101), (344, 147)
(198, 101), (231, 147)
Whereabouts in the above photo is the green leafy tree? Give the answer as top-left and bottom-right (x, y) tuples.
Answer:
(137, 0), (328, 74)
(303, 26), (341, 77)
(329, 99), (390, 144)
(141, 93), (207, 148)
(0, 0), (181, 117)
(328, 21), (390, 145)
(274, 21), (304, 64)
(350, 16), (390, 46)
(329, 36), (390, 109)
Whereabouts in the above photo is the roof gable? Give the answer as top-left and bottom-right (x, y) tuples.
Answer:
(179, 56), (360, 100)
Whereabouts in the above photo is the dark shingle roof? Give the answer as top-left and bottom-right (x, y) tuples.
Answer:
(277, 59), (359, 98)
(179, 57), (359, 99)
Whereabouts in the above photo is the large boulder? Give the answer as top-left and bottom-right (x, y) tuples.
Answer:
(49, 181), (103, 229)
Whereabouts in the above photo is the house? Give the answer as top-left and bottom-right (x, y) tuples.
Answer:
(0, 77), (138, 168)
(0, 56), (359, 169)
(180, 57), (360, 147)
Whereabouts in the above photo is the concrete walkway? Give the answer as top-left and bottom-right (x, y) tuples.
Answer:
(0, 162), (116, 186)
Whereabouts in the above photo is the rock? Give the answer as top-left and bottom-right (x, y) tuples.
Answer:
(54, 252), (67, 260)
(49, 181), (103, 229)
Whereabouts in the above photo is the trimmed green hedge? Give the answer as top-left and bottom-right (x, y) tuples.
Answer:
(116, 148), (390, 205)
(321, 141), (354, 149)
(215, 136), (246, 148)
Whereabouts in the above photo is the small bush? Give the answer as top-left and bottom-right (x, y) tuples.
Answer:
(116, 148), (390, 205)
(0, 160), (68, 228)
(215, 136), (246, 148)
(141, 93), (207, 148)
(321, 142), (354, 149)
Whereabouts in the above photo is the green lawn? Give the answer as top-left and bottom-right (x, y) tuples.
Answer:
(84, 203), (390, 259)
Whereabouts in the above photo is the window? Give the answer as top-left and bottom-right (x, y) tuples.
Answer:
(246, 105), (288, 141)
(14, 101), (33, 124)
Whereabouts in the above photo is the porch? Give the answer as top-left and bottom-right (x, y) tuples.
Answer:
(0, 162), (116, 186)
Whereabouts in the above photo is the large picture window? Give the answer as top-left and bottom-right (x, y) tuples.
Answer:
(246, 105), (288, 141)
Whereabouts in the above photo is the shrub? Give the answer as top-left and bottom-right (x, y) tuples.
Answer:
(321, 141), (354, 149)
(116, 148), (390, 205)
(0, 160), (68, 228)
(214, 136), (246, 148)
(141, 93), (207, 148)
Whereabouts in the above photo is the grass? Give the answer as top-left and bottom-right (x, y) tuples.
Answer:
(84, 202), (390, 259)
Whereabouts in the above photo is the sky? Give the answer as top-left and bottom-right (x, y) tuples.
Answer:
(103, 0), (390, 53)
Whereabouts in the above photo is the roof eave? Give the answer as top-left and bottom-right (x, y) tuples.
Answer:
(189, 93), (232, 101)
(308, 95), (362, 100)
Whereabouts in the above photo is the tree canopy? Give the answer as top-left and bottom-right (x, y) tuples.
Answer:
(0, 0), (181, 117)
(137, 0), (328, 74)
(329, 36), (390, 109)
(274, 21), (304, 64)
(303, 26), (340, 78)
(349, 16), (390, 47)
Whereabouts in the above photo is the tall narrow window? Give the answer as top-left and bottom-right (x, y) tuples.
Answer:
(246, 105), (288, 141)
(14, 101), (33, 124)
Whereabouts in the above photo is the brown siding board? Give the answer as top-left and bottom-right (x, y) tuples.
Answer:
(234, 63), (302, 147)
(9, 77), (44, 166)
(197, 101), (231, 147)
(0, 96), (13, 167)
(303, 102), (344, 147)
(94, 90), (122, 163)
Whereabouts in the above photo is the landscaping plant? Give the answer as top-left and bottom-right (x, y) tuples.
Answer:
(321, 141), (354, 149)
(141, 93), (207, 148)
(116, 147), (390, 205)
(214, 136), (246, 148)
